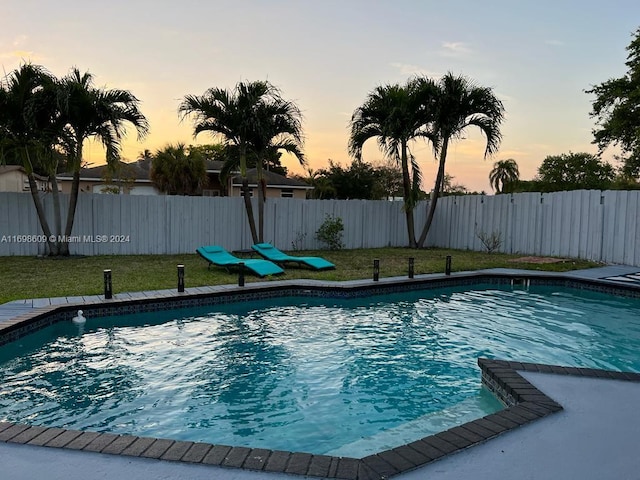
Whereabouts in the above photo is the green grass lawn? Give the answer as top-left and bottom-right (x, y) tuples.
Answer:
(0, 248), (600, 305)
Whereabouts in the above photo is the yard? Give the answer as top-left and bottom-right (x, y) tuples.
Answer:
(0, 248), (600, 305)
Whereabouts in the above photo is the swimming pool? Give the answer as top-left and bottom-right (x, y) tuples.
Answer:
(1, 282), (640, 458)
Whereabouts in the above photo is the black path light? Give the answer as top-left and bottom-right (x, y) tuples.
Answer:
(408, 257), (414, 279)
(373, 259), (380, 282)
(445, 255), (452, 276)
(103, 269), (112, 299)
(238, 262), (245, 287)
(177, 264), (185, 292)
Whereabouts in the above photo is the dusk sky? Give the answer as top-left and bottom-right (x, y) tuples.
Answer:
(2, 1), (639, 193)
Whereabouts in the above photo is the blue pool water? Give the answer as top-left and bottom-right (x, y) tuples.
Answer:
(1, 284), (640, 456)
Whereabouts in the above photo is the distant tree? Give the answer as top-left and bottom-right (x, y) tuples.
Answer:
(610, 172), (640, 190)
(295, 167), (336, 199)
(319, 159), (381, 199)
(150, 143), (207, 195)
(136, 148), (153, 171)
(489, 159), (520, 193)
(587, 27), (640, 178)
(101, 161), (137, 194)
(417, 73), (504, 247)
(536, 152), (615, 191)
(510, 179), (546, 193)
(441, 174), (469, 196)
(373, 159), (404, 199)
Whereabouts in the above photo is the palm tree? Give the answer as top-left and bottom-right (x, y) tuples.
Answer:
(416, 73), (504, 247)
(57, 68), (148, 254)
(179, 81), (302, 244)
(244, 96), (305, 242)
(349, 78), (437, 247)
(150, 143), (207, 195)
(489, 159), (519, 193)
(0, 64), (63, 254)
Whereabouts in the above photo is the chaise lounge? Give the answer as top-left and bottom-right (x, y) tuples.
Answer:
(196, 245), (284, 277)
(252, 243), (336, 271)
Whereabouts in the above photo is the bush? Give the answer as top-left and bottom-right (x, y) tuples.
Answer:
(316, 214), (344, 250)
(476, 229), (503, 254)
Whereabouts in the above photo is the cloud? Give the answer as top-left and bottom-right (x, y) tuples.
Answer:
(544, 39), (565, 46)
(390, 62), (439, 77)
(440, 42), (472, 57)
(12, 35), (28, 47)
(2, 50), (34, 59)
(0, 37), (38, 65)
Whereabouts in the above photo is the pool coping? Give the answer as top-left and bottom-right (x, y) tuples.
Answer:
(2, 270), (640, 479)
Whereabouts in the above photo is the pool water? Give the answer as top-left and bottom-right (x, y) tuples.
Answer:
(1, 284), (640, 457)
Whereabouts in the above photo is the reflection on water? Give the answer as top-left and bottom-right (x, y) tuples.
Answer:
(0, 284), (639, 454)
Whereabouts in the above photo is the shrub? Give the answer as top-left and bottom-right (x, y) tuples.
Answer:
(316, 214), (344, 250)
(291, 231), (307, 251)
(476, 229), (503, 254)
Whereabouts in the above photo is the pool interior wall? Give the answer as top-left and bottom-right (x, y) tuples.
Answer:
(2, 272), (640, 479)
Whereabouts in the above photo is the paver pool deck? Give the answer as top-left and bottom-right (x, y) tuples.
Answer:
(1, 265), (640, 479)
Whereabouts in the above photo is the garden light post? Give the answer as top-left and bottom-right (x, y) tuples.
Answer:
(238, 262), (245, 287)
(445, 256), (452, 276)
(408, 257), (414, 279)
(373, 259), (380, 282)
(103, 269), (112, 299)
(177, 264), (185, 292)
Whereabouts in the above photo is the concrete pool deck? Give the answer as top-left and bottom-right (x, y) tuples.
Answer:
(1, 264), (640, 479)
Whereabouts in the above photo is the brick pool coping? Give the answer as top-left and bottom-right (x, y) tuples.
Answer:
(2, 272), (640, 479)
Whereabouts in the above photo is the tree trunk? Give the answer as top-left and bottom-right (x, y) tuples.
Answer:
(27, 174), (58, 255)
(61, 168), (80, 256)
(256, 163), (266, 243)
(417, 138), (449, 248)
(400, 140), (417, 248)
(242, 179), (258, 244)
(50, 174), (62, 238)
(238, 146), (258, 244)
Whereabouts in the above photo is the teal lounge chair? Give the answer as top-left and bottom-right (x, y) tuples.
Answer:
(196, 246), (284, 277)
(252, 243), (335, 271)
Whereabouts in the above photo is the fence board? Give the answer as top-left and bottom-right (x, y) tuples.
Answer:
(0, 190), (638, 267)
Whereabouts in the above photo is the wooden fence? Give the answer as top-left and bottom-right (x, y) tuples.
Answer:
(0, 190), (638, 266)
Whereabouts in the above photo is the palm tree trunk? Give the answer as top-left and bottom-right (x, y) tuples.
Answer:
(256, 163), (266, 243)
(417, 138), (449, 248)
(27, 174), (58, 255)
(50, 174), (62, 239)
(62, 144), (84, 256)
(242, 179), (258, 244)
(400, 140), (417, 248)
(239, 147), (258, 244)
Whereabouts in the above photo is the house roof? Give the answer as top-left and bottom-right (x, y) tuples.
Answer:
(231, 169), (313, 190)
(0, 165), (24, 174)
(205, 159), (225, 172)
(0, 165), (49, 182)
(58, 158), (226, 181)
(57, 161), (151, 183)
(56, 161), (309, 190)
